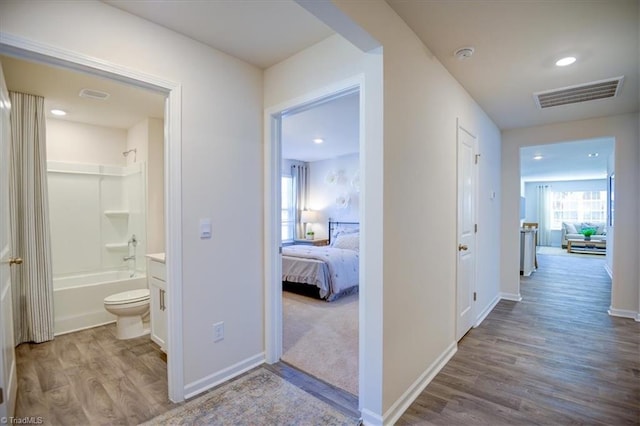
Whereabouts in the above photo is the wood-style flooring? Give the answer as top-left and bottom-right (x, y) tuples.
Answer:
(14, 324), (358, 425)
(15, 324), (176, 425)
(398, 253), (640, 425)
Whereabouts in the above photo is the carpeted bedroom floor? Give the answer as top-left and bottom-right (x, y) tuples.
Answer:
(282, 291), (358, 396)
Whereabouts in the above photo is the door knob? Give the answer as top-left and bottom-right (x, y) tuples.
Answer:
(458, 244), (468, 251)
(9, 257), (23, 266)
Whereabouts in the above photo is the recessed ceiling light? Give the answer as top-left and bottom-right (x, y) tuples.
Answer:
(555, 56), (576, 67)
(313, 138), (324, 144)
(533, 155), (543, 160)
(51, 109), (67, 116)
(588, 152), (599, 157)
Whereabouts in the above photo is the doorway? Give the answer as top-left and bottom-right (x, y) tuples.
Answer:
(265, 78), (364, 399)
(0, 39), (184, 404)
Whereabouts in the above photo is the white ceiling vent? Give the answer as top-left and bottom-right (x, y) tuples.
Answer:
(533, 76), (623, 109)
(79, 88), (110, 101)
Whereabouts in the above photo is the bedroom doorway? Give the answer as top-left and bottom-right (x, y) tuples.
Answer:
(265, 79), (363, 398)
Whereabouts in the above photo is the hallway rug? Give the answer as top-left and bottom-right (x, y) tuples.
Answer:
(140, 367), (359, 425)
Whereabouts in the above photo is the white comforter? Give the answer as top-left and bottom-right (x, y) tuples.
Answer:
(282, 245), (359, 301)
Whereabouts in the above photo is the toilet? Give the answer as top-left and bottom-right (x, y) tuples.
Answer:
(104, 289), (150, 339)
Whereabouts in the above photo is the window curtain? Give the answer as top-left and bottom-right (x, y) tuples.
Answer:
(536, 184), (551, 246)
(9, 91), (55, 344)
(292, 164), (309, 239)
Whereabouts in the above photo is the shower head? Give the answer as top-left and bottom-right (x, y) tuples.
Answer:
(122, 148), (137, 162)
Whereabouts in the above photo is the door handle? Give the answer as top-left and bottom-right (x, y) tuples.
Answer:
(458, 244), (468, 251)
(9, 257), (23, 266)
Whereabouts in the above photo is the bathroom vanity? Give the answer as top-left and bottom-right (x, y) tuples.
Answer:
(147, 253), (167, 352)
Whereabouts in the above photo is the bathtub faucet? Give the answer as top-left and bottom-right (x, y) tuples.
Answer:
(129, 234), (138, 247)
(123, 255), (135, 261)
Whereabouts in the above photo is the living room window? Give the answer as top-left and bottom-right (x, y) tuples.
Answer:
(550, 190), (607, 229)
(281, 175), (295, 242)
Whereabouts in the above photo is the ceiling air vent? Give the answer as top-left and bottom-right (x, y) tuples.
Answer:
(533, 76), (623, 109)
(79, 88), (110, 101)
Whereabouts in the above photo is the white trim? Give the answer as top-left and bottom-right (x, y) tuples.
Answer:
(264, 75), (364, 390)
(607, 307), (639, 320)
(500, 292), (523, 302)
(0, 33), (185, 402)
(474, 293), (501, 328)
(604, 262), (613, 279)
(361, 408), (383, 426)
(381, 342), (458, 426)
(183, 353), (265, 399)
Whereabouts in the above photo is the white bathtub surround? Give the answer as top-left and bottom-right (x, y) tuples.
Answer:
(53, 271), (147, 335)
(47, 161), (147, 278)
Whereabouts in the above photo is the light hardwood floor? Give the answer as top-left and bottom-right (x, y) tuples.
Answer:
(15, 253), (638, 424)
(15, 324), (176, 425)
(14, 324), (358, 425)
(398, 253), (640, 425)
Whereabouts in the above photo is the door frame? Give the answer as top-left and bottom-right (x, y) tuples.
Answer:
(0, 34), (185, 402)
(456, 121), (478, 340)
(263, 75), (363, 380)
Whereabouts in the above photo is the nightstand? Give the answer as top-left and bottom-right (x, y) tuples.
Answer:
(293, 238), (329, 247)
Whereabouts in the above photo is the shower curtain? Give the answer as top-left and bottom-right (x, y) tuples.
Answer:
(9, 91), (55, 344)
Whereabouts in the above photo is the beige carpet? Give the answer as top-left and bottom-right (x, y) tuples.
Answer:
(142, 368), (358, 425)
(537, 246), (605, 257)
(282, 291), (358, 396)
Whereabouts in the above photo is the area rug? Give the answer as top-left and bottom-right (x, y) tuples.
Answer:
(141, 367), (359, 425)
(282, 291), (358, 396)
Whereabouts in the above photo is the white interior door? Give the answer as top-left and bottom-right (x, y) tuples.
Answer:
(0, 61), (17, 417)
(456, 123), (477, 341)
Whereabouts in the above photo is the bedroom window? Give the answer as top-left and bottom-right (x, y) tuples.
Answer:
(550, 190), (607, 228)
(281, 175), (294, 242)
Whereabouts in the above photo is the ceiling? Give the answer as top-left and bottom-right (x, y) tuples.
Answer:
(520, 138), (614, 182)
(103, 0), (334, 69)
(2, 0), (635, 172)
(0, 55), (165, 129)
(282, 92), (359, 162)
(386, 0), (639, 130)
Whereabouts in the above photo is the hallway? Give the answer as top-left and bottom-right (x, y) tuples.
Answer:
(399, 253), (639, 424)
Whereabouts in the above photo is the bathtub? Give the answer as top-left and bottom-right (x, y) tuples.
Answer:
(53, 270), (147, 335)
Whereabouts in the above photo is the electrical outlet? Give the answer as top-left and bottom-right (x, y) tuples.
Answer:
(213, 322), (224, 342)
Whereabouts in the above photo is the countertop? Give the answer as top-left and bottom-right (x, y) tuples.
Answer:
(146, 253), (166, 264)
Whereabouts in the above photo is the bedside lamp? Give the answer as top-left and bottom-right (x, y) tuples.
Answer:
(300, 210), (318, 240)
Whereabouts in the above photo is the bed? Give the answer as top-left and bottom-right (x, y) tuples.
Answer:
(282, 221), (359, 301)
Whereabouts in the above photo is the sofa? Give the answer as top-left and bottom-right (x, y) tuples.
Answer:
(561, 221), (607, 248)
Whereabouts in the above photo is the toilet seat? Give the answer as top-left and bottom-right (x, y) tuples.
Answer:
(104, 289), (150, 305)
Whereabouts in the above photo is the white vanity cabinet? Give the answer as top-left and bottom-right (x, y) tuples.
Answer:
(147, 254), (167, 353)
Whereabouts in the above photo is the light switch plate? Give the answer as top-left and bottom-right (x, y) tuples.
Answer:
(200, 218), (212, 239)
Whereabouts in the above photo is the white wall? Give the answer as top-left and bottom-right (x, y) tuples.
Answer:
(311, 1), (503, 419)
(126, 118), (165, 254)
(1, 0), (264, 394)
(46, 118), (126, 165)
(309, 152), (359, 237)
(502, 113), (639, 317)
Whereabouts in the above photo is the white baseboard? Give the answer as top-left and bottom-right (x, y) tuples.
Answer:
(361, 408), (383, 426)
(604, 262), (613, 279)
(183, 353), (265, 399)
(500, 292), (522, 302)
(380, 342), (457, 426)
(608, 307), (639, 321)
(475, 293), (501, 328)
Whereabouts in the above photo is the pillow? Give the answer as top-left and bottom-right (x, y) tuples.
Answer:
(563, 222), (577, 234)
(332, 232), (359, 252)
(330, 227), (359, 245)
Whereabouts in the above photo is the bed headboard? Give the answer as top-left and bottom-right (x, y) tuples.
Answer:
(328, 221), (359, 245)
